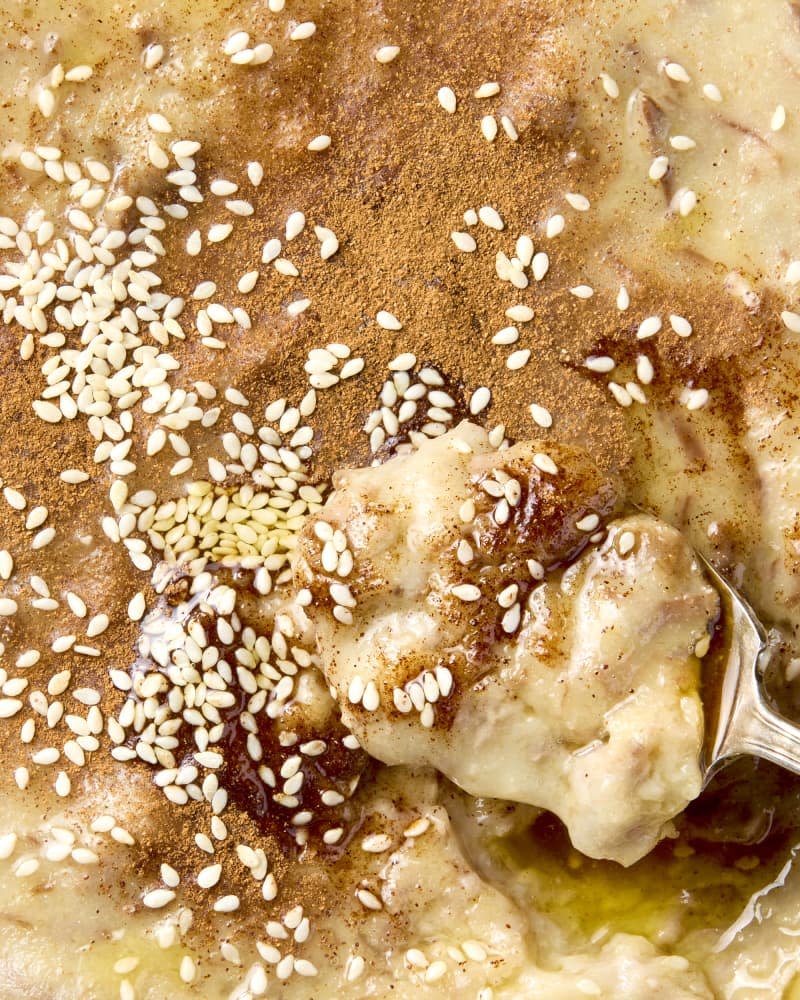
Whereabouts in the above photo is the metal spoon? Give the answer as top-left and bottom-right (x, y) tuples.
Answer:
(699, 554), (800, 786)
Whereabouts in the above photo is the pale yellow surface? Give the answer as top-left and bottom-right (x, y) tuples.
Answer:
(2, 1), (800, 999)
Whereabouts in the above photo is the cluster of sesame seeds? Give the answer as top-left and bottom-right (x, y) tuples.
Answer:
(363, 356), (467, 459)
(223, 30), (274, 67)
(391, 665), (454, 729)
(102, 557), (371, 943)
(0, 71), (393, 987)
(578, 301), (708, 410)
(31, 61), (94, 121)
(402, 936), (492, 985)
(434, 81), (519, 142)
(303, 342), (363, 390)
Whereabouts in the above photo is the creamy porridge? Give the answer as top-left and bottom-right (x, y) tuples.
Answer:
(1, 1), (800, 998)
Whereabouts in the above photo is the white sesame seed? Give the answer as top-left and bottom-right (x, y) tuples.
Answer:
(670, 135), (696, 151)
(0, 833), (17, 860)
(505, 304), (533, 322)
(480, 115), (498, 142)
(356, 888), (383, 910)
(31, 527), (55, 549)
(374, 310), (403, 331)
(340, 357), (365, 379)
(208, 223), (233, 243)
(58, 469), (88, 483)
(599, 72), (619, 98)
(565, 192), (590, 211)
(375, 45), (400, 63)
(274, 259), (299, 278)
(179, 956), (196, 984)
(478, 206), (504, 230)
(474, 81), (500, 98)
(703, 83), (722, 102)
(437, 86), (457, 113)
(37, 88), (55, 117)
(785, 262), (800, 285)
(608, 382), (633, 407)
(649, 155), (669, 181)
(223, 30), (250, 55)
(247, 161), (264, 185)
(617, 285), (630, 311)
(197, 863), (222, 888)
(492, 325), (518, 345)
(529, 403), (552, 428)
(506, 349), (531, 371)
(627, 381), (648, 405)
(546, 214), (565, 238)
(362, 681), (380, 712)
(570, 285), (594, 299)
(515, 235), (533, 267)
(497, 583), (519, 608)
(637, 315), (662, 340)
(452, 584), (481, 602)
(463, 208), (478, 226)
(14, 857), (40, 878)
(65, 591), (86, 618)
(214, 895), (240, 913)
(469, 386), (491, 415)
(451, 231), (477, 252)
(307, 134), (332, 151)
(127, 592), (146, 622)
(532, 252), (549, 281)
(685, 387), (709, 411)
(147, 113), (172, 133)
(664, 61), (691, 83)
(147, 141), (169, 169)
(636, 355), (654, 385)
(425, 961), (447, 983)
(527, 558), (545, 580)
(677, 188), (698, 216)
(0, 699), (22, 718)
(781, 310), (800, 333)
(143, 43), (164, 69)
(771, 105), (787, 131)
(286, 211), (306, 240)
(388, 353), (415, 372)
(172, 139), (200, 157)
(0, 597), (17, 616)
(186, 230), (202, 256)
(501, 603), (521, 633)
(290, 21), (316, 40)
(533, 452), (558, 475)
(65, 64), (93, 82)
(618, 530), (636, 555)
(500, 115), (518, 140)
(143, 888), (176, 909)
(576, 513), (600, 532)
(362, 833), (394, 854)
(670, 314), (693, 337)
(19, 150), (43, 171)
(237, 270), (259, 294)
(33, 400), (63, 423)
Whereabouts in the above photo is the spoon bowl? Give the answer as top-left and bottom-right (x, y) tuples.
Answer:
(698, 555), (800, 786)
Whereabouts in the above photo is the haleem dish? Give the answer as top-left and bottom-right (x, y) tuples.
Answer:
(1, 0), (800, 997)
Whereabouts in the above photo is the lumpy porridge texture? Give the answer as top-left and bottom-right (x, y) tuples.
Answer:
(297, 423), (716, 867)
(2, 1), (800, 999)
